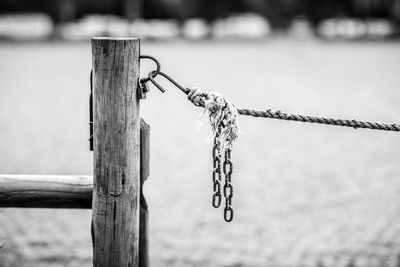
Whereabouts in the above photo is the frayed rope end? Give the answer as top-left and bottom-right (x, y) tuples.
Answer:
(188, 87), (240, 150)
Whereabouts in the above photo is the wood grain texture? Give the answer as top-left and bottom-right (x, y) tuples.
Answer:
(91, 37), (140, 267)
(0, 175), (92, 208)
(139, 119), (149, 267)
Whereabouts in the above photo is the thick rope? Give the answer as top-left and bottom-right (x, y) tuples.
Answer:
(139, 55), (400, 133)
(184, 87), (400, 132)
(236, 108), (400, 132)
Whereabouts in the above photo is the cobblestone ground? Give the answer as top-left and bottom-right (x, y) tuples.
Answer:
(0, 40), (400, 267)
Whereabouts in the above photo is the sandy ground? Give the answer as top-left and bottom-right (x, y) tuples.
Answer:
(0, 39), (400, 267)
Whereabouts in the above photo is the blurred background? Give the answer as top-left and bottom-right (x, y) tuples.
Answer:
(1, 0), (400, 40)
(1, 1), (400, 267)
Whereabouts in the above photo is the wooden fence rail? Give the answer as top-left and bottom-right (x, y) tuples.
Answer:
(0, 175), (92, 208)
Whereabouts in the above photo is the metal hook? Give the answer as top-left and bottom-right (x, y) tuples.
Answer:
(147, 70), (164, 93)
(139, 55), (161, 84)
(158, 72), (190, 94)
(139, 55), (190, 95)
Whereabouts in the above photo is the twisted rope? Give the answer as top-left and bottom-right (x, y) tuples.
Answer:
(186, 89), (400, 132)
(139, 55), (400, 133)
(184, 87), (400, 132)
(237, 107), (400, 132)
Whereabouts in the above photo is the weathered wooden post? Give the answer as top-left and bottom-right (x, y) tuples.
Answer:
(91, 37), (140, 267)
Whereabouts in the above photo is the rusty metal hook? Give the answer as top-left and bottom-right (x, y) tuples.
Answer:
(139, 55), (190, 95)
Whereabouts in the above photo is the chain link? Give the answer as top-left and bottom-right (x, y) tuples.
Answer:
(211, 128), (235, 222)
(212, 128), (222, 208)
(223, 149), (233, 222)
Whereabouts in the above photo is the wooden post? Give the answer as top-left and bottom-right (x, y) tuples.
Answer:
(91, 37), (140, 267)
(139, 119), (149, 267)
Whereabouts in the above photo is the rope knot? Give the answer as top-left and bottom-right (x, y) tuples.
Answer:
(188, 87), (240, 150)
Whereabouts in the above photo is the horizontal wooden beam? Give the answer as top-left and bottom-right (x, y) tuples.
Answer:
(0, 175), (92, 208)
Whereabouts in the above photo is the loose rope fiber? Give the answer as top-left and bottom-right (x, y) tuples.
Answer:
(188, 88), (240, 150)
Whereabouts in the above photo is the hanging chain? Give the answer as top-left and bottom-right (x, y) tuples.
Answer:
(223, 149), (234, 222)
(212, 127), (222, 208)
(212, 130), (235, 222)
(211, 124), (235, 222)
